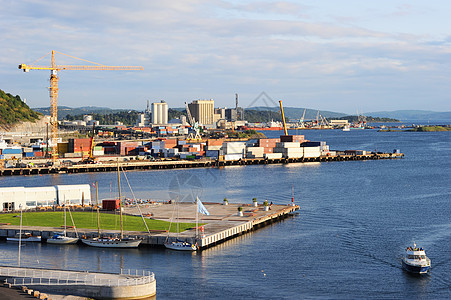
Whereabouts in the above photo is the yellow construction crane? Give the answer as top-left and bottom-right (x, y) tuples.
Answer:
(279, 100), (288, 136)
(19, 50), (144, 163)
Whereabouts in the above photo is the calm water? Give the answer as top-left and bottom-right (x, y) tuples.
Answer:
(0, 128), (450, 299)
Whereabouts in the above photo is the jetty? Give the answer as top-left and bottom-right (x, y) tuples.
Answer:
(0, 266), (156, 299)
(0, 203), (298, 249)
(0, 152), (403, 176)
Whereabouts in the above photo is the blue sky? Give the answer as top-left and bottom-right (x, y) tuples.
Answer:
(1, 0), (450, 114)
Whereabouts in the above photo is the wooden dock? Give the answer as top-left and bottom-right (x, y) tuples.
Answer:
(0, 152), (404, 176)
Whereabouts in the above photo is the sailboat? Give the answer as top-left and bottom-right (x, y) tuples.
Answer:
(164, 197), (208, 251)
(7, 205), (41, 243)
(47, 200), (79, 244)
(81, 161), (142, 248)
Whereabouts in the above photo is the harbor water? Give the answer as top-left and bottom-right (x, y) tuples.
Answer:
(0, 127), (450, 299)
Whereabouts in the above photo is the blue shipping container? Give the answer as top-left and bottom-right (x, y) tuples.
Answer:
(3, 148), (22, 154)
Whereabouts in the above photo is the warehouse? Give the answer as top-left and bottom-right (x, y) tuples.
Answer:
(0, 184), (91, 211)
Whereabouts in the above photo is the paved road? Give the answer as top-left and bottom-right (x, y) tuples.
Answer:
(0, 286), (30, 299)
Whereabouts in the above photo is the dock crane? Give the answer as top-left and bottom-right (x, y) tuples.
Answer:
(19, 50), (144, 163)
(184, 102), (201, 142)
(279, 100), (288, 136)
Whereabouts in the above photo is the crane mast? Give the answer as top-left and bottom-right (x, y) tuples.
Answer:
(19, 50), (143, 163)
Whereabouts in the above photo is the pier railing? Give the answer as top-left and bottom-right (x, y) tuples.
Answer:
(1, 268), (154, 287)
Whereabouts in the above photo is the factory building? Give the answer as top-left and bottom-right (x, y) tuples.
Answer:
(0, 184), (91, 211)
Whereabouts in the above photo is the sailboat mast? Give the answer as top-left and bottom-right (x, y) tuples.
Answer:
(117, 160), (124, 239)
(64, 196), (67, 236)
(196, 197), (198, 240)
(18, 205), (22, 267)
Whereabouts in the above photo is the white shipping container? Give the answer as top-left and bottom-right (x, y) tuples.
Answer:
(264, 153), (283, 159)
(206, 145), (222, 151)
(275, 142), (301, 148)
(224, 154), (243, 161)
(223, 142), (246, 154)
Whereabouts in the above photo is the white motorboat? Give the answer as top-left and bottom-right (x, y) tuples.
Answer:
(7, 232), (41, 242)
(47, 233), (78, 244)
(401, 242), (431, 274)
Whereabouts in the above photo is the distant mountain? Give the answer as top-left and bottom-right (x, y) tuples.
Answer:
(32, 106), (137, 120)
(247, 106), (346, 120)
(365, 110), (451, 121)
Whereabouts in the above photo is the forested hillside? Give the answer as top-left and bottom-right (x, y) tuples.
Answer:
(0, 89), (41, 125)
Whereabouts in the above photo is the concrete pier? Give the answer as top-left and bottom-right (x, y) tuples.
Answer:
(0, 266), (156, 299)
(0, 203), (299, 250)
(0, 152), (404, 176)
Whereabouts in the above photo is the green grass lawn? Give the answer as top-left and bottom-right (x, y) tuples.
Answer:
(0, 211), (196, 233)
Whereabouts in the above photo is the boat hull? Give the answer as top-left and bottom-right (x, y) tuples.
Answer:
(81, 238), (142, 248)
(47, 237), (79, 244)
(164, 242), (197, 251)
(7, 236), (41, 242)
(402, 260), (430, 274)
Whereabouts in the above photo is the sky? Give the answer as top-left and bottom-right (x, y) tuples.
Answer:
(1, 0), (451, 114)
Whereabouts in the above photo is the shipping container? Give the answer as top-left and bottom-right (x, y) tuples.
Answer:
(102, 199), (120, 210)
(2, 148), (22, 155)
(206, 150), (220, 159)
(264, 153), (283, 159)
(224, 154), (243, 161)
(223, 142), (246, 155)
(301, 141), (325, 147)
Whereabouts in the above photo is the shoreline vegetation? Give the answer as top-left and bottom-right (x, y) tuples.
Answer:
(379, 125), (451, 132)
(407, 125), (451, 132)
(0, 211), (196, 233)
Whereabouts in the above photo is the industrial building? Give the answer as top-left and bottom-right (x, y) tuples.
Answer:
(188, 99), (214, 125)
(152, 101), (168, 125)
(0, 184), (91, 211)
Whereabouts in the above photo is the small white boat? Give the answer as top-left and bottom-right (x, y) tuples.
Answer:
(164, 239), (197, 251)
(342, 124), (351, 131)
(7, 232), (41, 242)
(47, 202), (79, 244)
(401, 242), (431, 274)
(47, 233), (79, 244)
(81, 237), (142, 248)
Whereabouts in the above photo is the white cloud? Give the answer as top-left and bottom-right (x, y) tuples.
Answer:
(1, 0), (450, 113)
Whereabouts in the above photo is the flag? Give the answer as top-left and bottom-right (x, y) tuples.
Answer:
(197, 198), (210, 216)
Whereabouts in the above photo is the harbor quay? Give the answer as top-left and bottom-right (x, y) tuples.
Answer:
(0, 151), (403, 176)
(0, 203), (299, 249)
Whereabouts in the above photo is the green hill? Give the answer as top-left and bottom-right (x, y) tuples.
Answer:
(0, 89), (41, 125)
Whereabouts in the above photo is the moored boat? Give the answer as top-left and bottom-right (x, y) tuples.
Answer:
(401, 242), (431, 274)
(47, 233), (78, 244)
(164, 239), (197, 251)
(7, 232), (41, 242)
(81, 237), (141, 248)
(80, 160), (142, 249)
